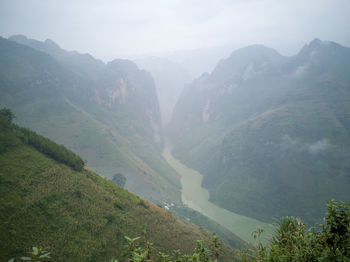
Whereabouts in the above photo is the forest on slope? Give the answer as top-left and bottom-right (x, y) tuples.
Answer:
(168, 39), (350, 224)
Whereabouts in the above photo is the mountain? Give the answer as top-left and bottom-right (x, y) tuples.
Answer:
(8, 34), (106, 81)
(1, 35), (248, 249)
(8, 34), (162, 145)
(0, 115), (236, 261)
(1, 35), (180, 204)
(134, 57), (191, 125)
(168, 39), (350, 224)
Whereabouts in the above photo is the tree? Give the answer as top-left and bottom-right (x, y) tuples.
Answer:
(112, 173), (126, 187)
(0, 108), (15, 123)
(239, 200), (350, 261)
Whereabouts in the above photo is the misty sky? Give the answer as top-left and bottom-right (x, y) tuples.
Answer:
(0, 0), (349, 60)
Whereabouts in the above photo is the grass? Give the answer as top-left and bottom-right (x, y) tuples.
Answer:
(170, 204), (246, 250)
(0, 144), (236, 261)
(0, 36), (182, 208)
(5, 94), (181, 204)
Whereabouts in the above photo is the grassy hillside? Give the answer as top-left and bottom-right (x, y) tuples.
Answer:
(0, 36), (181, 204)
(170, 205), (246, 250)
(0, 119), (236, 261)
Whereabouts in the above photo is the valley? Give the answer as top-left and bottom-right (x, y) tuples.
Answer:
(168, 39), (350, 225)
(0, 115), (237, 261)
(162, 143), (274, 243)
(0, 35), (182, 205)
(1, 1), (350, 261)
(1, 31), (350, 261)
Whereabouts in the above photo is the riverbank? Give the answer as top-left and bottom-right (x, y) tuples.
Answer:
(162, 145), (274, 243)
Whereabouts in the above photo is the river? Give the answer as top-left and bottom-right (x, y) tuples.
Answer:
(162, 145), (274, 243)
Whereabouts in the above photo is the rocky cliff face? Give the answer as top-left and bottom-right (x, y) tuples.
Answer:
(9, 35), (162, 146)
(135, 57), (191, 125)
(168, 39), (350, 224)
(1, 36), (180, 204)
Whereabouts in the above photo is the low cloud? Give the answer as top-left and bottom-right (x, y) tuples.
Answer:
(280, 135), (331, 154)
(308, 139), (330, 154)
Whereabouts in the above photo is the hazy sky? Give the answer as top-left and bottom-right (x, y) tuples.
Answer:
(0, 0), (349, 59)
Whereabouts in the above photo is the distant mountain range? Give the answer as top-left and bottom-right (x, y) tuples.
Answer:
(2, 34), (349, 228)
(0, 35), (180, 204)
(168, 39), (350, 224)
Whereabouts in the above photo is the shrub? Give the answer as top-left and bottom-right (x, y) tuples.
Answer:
(239, 200), (350, 261)
(15, 127), (84, 171)
(8, 201), (349, 261)
(111, 173), (126, 187)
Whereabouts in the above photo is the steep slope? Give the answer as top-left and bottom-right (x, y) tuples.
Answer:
(1, 36), (180, 203)
(168, 39), (350, 224)
(8, 34), (162, 148)
(0, 117), (236, 261)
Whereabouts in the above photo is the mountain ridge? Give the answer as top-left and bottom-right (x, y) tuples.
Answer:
(1, 36), (180, 204)
(168, 38), (350, 224)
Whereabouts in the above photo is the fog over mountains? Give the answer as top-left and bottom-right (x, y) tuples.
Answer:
(1, 31), (350, 260)
(1, 0), (350, 260)
(2, 34), (350, 226)
(0, 35), (181, 204)
(134, 56), (191, 125)
(4, 33), (350, 225)
(168, 38), (350, 224)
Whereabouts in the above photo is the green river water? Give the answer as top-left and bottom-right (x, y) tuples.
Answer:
(162, 145), (274, 243)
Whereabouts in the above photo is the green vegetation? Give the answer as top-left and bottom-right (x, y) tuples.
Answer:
(169, 40), (350, 225)
(163, 145), (274, 243)
(0, 120), (235, 261)
(112, 173), (126, 187)
(10, 236), (223, 262)
(119, 235), (223, 262)
(240, 200), (350, 261)
(0, 107), (15, 122)
(130, 200), (350, 261)
(170, 205), (246, 250)
(3, 35), (349, 261)
(0, 36), (181, 204)
(0, 108), (20, 153)
(16, 126), (84, 171)
(12, 247), (51, 262)
(8, 200), (350, 261)
(204, 103), (350, 224)
(0, 108), (84, 171)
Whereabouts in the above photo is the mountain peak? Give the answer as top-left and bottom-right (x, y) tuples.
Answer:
(8, 34), (64, 57)
(299, 38), (344, 57)
(306, 38), (328, 51)
(309, 38), (322, 46)
(298, 38), (322, 54)
(227, 44), (281, 61)
(210, 44), (282, 81)
(108, 59), (139, 73)
(44, 38), (61, 49)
